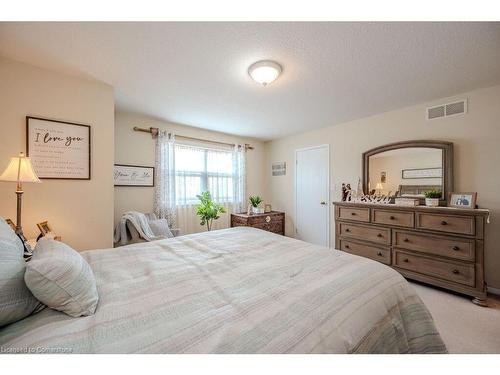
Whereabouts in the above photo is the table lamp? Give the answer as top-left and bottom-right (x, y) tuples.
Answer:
(0, 152), (41, 236)
(375, 182), (384, 196)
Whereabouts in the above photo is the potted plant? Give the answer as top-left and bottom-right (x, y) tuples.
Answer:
(195, 191), (226, 231)
(424, 190), (441, 207)
(249, 196), (264, 214)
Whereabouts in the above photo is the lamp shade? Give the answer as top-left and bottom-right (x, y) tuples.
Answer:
(375, 182), (384, 190)
(0, 153), (41, 183)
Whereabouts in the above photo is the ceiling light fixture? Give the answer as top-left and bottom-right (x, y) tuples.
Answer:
(248, 60), (282, 86)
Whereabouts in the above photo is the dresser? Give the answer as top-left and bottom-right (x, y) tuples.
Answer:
(334, 202), (489, 306)
(231, 211), (285, 235)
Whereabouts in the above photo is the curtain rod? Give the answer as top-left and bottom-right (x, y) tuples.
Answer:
(132, 126), (254, 150)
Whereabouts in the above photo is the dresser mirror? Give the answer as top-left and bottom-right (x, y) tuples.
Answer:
(362, 140), (453, 205)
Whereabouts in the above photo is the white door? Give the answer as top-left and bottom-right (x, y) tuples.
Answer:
(295, 145), (330, 247)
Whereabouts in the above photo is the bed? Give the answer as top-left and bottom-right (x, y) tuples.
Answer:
(0, 227), (446, 354)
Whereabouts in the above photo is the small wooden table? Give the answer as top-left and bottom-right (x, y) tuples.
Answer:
(230, 211), (285, 235)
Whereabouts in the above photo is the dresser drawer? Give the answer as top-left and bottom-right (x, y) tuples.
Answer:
(394, 250), (475, 287)
(393, 230), (475, 261)
(339, 222), (390, 245)
(416, 213), (475, 236)
(338, 207), (370, 222)
(339, 239), (390, 265)
(373, 209), (414, 228)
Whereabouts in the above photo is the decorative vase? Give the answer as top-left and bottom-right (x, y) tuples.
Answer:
(425, 198), (439, 207)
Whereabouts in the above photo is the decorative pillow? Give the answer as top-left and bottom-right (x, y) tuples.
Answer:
(25, 238), (99, 317)
(0, 218), (43, 327)
(148, 218), (174, 238)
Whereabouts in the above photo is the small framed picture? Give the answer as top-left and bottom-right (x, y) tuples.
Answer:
(114, 164), (155, 187)
(37, 220), (53, 236)
(5, 218), (16, 231)
(448, 192), (477, 209)
(264, 204), (272, 213)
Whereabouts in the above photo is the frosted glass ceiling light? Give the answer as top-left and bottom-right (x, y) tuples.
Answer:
(248, 60), (282, 86)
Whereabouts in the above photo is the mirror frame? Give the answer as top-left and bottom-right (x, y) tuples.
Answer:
(362, 140), (454, 205)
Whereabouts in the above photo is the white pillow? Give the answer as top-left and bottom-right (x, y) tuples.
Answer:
(148, 218), (174, 238)
(0, 218), (43, 327)
(25, 238), (99, 317)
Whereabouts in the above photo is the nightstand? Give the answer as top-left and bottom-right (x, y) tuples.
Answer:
(230, 211), (285, 235)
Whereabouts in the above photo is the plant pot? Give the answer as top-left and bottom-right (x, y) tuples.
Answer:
(252, 206), (264, 214)
(425, 198), (439, 207)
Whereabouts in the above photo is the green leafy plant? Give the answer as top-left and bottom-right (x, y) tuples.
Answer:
(424, 190), (442, 199)
(195, 191), (226, 231)
(249, 196), (263, 208)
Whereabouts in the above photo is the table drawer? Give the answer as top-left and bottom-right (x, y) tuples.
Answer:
(339, 239), (390, 265)
(338, 207), (370, 222)
(339, 222), (390, 245)
(252, 222), (283, 234)
(416, 213), (475, 236)
(394, 250), (475, 287)
(393, 230), (475, 261)
(248, 214), (283, 225)
(373, 209), (414, 228)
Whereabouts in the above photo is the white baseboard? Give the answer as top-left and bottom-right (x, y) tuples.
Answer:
(487, 286), (500, 296)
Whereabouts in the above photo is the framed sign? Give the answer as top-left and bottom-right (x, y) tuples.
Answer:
(272, 161), (286, 176)
(114, 164), (155, 187)
(402, 167), (442, 179)
(26, 116), (91, 180)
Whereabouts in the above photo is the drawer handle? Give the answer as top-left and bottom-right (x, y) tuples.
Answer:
(377, 233), (383, 238)
(403, 258), (409, 263)
(345, 228), (351, 232)
(390, 216), (396, 220)
(345, 244), (350, 249)
(441, 220), (448, 225)
(351, 212), (356, 216)
(377, 251), (383, 257)
(452, 269), (460, 275)
(403, 238), (410, 242)
(452, 246), (460, 251)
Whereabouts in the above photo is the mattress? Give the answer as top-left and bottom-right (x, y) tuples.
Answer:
(0, 227), (446, 353)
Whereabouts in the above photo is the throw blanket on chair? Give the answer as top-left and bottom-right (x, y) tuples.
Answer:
(114, 211), (164, 246)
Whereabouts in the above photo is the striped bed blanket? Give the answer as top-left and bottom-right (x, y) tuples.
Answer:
(0, 227), (446, 354)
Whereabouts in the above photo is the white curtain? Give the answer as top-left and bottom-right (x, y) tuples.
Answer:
(154, 130), (177, 227)
(232, 144), (246, 213)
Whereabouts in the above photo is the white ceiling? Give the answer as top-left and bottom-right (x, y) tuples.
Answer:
(1, 22), (500, 140)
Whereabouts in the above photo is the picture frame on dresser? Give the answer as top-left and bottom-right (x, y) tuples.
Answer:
(448, 192), (477, 209)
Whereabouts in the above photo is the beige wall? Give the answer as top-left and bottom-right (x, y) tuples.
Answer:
(114, 111), (266, 231)
(0, 57), (115, 250)
(264, 84), (500, 289)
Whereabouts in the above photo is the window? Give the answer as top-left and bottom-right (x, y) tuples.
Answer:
(174, 143), (234, 205)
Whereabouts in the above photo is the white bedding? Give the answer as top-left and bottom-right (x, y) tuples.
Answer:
(0, 227), (446, 353)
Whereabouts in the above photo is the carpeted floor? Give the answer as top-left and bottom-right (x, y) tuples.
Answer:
(410, 282), (500, 353)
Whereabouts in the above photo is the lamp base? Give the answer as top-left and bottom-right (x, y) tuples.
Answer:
(15, 189), (24, 237)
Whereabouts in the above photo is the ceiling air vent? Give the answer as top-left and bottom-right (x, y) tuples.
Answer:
(427, 99), (467, 120)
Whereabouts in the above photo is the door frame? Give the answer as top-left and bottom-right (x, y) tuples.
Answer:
(294, 144), (330, 247)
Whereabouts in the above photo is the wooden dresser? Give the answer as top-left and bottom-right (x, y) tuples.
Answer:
(334, 202), (489, 306)
(231, 211), (285, 235)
